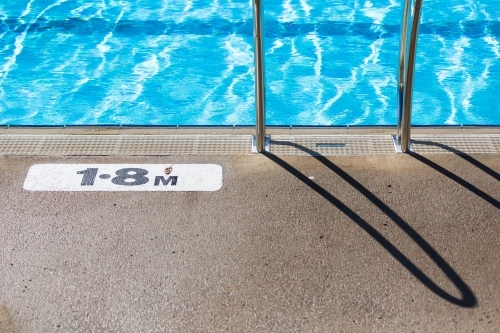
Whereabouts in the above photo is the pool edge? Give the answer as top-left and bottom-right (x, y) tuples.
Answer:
(2, 125), (500, 136)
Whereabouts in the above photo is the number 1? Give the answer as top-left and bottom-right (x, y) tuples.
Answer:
(77, 168), (98, 186)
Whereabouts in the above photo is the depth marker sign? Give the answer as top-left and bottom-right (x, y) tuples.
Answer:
(24, 164), (222, 191)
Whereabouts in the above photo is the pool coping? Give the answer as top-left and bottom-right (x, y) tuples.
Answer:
(1, 129), (500, 156)
(2, 125), (500, 136)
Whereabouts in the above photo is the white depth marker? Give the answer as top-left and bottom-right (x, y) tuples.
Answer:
(24, 164), (222, 191)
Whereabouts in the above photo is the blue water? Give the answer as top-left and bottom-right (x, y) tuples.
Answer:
(0, 0), (499, 126)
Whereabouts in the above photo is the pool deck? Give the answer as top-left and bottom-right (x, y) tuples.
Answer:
(1, 127), (500, 332)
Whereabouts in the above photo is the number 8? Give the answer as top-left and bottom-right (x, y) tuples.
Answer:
(111, 168), (149, 186)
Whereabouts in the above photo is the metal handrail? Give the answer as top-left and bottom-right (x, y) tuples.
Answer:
(397, 0), (423, 152)
(253, 0), (266, 152)
(252, 0), (422, 153)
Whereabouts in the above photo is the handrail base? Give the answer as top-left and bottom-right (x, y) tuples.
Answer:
(392, 134), (414, 153)
(251, 135), (270, 153)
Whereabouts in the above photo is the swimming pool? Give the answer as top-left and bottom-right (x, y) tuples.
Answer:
(0, 0), (499, 126)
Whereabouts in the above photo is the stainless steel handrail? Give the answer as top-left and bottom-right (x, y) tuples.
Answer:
(253, 0), (266, 152)
(252, 0), (422, 153)
(397, 0), (423, 152)
(397, 0), (411, 139)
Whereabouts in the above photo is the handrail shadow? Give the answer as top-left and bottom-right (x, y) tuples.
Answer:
(264, 141), (477, 308)
(410, 140), (500, 209)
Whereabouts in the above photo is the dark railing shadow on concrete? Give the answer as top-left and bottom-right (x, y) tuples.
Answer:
(264, 140), (477, 308)
(411, 140), (500, 210)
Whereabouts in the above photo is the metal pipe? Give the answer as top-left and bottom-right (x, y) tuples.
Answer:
(401, 0), (423, 152)
(397, 0), (412, 140)
(252, 0), (266, 152)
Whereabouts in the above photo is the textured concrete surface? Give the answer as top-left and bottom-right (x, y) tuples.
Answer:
(1, 152), (500, 332)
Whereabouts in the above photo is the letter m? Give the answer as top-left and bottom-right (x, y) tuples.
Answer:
(154, 176), (178, 186)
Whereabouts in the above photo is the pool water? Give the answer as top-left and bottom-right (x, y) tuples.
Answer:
(0, 0), (499, 126)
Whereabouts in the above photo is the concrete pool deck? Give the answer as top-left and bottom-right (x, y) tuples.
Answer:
(1, 127), (500, 332)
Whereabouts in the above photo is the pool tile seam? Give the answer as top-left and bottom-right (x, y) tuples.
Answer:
(3, 125), (500, 136)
